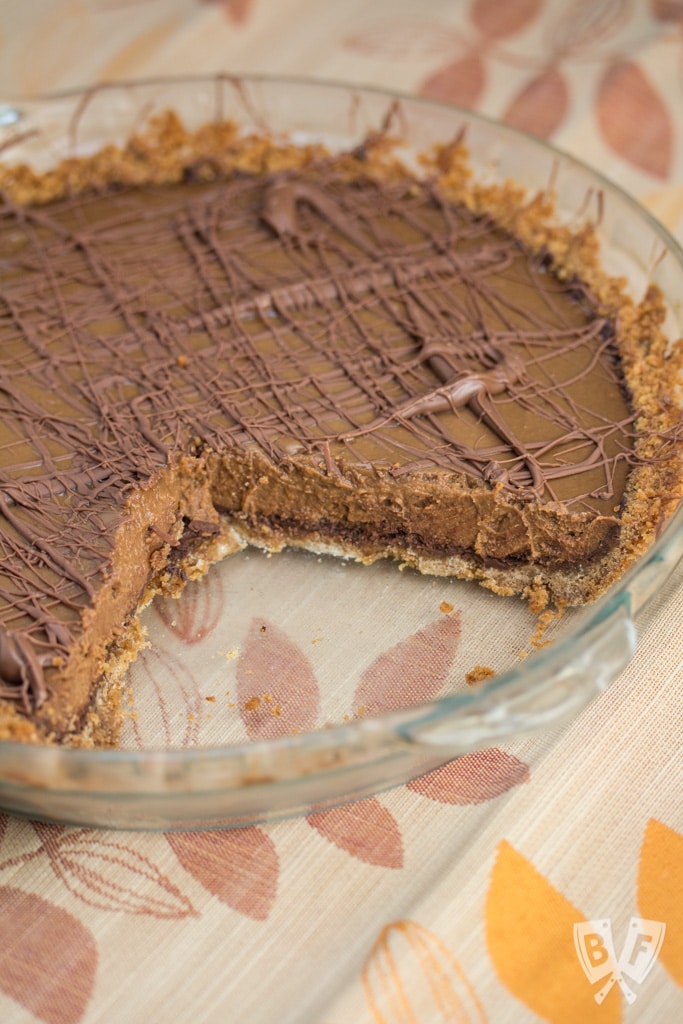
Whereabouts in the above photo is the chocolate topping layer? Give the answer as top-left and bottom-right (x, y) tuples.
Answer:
(0, 121), (680, 741)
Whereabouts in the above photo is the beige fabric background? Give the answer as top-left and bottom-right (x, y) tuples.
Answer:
(0, 2), (682, 1022)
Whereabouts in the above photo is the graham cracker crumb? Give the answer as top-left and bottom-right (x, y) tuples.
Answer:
(465, 664), (496, 686)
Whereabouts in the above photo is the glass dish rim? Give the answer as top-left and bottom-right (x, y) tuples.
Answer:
(1, 71), (682, 772)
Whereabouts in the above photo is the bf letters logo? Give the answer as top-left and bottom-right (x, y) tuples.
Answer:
(573, 918), (666, 1004)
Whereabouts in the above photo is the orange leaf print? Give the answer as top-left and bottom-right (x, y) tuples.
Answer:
(471, 0), (543, 39)
(155, 570), (223, 645)
(167, 826), (278, 920)
(0, 886), (97, 1024)
(638, 818), (683, 986)
(597, 60), (673, 179)
(486, 841), (620, 1021)
(407, 748), (529, 803)
(503, 68), (569, 138)
(353, 614), (461, 718)
(237, 618), (320, 739)
(307, 798), (403, 868)
(362, 920), (486, 1023)
(420, 55), (486, 109)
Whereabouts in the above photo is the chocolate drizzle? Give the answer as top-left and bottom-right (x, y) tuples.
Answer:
(0, 156), (638, 711)
(0, 626), (48, 710)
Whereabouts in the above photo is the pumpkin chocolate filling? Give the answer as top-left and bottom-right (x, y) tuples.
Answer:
(0, 117), (681, 743)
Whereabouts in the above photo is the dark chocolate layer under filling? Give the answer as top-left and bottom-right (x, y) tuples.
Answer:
(0, 161), (637, 730)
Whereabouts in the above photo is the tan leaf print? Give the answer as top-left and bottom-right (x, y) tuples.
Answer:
(201, 0), (253, 23)
(407, 748), (529, 804)
(363, 919), (486, 1023)
(33, 824), (197, 918)
(596, 60), (673, 179)
(471, 0), (543, 39)
(651, 0), (683, 21)
(125, 646), (205, 749)
(0, 885), (97, 1024)
(637, 818), (683, 986)
(237, 618), (320, 739)
(420, 55), (487, 109)
(307, 798), (404, 868)
(167, 826), (278, 920)
(546, 0), (630, 56)
(503, 68), (569, 138)
(486, 841), (620, 1021)
(353, 614), (461, 718)
(155, 569), (223, 645)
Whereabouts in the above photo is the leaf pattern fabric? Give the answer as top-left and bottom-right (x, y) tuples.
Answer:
(352, 614), (462, 717)
(0, 1), (682, 1022)
(155, 572), (224, 646)
(362, 920), (486, 1024)
(420, 55), (487, 108)
(502, 68), (569, 138)
(485, 842), (621, 1022)
(638, 819), (683, 987)
(167, 827), (279, 920)
(470, 0), (543, 38)
(0, 887), (97, 1024)
(237, 618), (320, 740)
(407, 748), (529, 804)
(31, 825), (197, 918)
(123, 646), (206, 749)
(596, 60), (673, 178)
(307, 799), (404, 868)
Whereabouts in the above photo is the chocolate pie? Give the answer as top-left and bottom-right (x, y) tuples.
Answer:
(1, 114), (681, 744)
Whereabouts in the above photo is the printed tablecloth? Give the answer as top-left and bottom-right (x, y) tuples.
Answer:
(0, 2), (682, 1021)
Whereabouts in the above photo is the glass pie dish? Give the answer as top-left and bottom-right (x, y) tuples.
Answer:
(0, 75), (682, 831)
